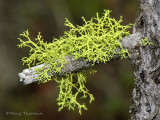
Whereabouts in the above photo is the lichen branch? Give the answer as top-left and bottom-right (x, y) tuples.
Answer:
(18, 10), (142, 114)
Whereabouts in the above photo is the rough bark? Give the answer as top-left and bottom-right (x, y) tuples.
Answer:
(130, 0), (160, 119)
(18, 32), (142, 85)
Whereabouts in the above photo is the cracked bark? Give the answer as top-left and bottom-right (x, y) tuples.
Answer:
(130, 0), (160, 119)
(18, 0), (160, 119)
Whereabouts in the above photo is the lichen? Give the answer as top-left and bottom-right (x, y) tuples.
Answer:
(18, 10), (132, 114)
(54, 71), (95, 115)
(141, 37), (154, 46)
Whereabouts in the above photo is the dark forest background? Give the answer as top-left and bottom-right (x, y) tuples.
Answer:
(0, 0), (138, 120)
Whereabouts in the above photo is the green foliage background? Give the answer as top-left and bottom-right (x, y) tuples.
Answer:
(0, 0), (138, 120)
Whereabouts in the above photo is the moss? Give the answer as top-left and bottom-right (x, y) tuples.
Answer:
(18, 10), (132, 114)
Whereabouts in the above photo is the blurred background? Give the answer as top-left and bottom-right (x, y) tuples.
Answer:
(0, 0), (139, 120)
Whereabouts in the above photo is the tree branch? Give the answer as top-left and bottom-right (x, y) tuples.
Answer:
(18, 32), (142, 85)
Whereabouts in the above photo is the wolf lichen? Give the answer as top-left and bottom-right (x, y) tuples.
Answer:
(18, 10), (132, 114)
(141, 37), (154, 46)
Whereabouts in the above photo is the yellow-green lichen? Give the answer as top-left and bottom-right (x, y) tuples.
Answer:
(141, 37), (154, 46)
(55, 71), (95, 115)
(18, 10), (132, 114)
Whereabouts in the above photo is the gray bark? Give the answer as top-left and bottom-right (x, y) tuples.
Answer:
(19, 56), (92, 85)
(18, 32), (142, 85)
(130, 0), (160, 119)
